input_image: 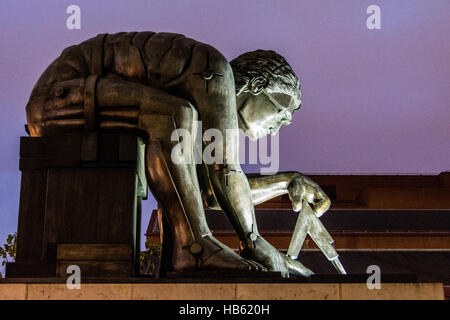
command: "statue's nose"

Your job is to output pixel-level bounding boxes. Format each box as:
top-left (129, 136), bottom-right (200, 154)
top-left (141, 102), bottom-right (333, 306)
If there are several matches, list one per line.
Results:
top-left (271, 123), bottom-right (282, 134)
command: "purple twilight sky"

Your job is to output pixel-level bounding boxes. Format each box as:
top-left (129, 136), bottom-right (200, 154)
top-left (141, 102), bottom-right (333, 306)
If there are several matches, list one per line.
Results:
top-left (0, 0), bottom-right (449, 267)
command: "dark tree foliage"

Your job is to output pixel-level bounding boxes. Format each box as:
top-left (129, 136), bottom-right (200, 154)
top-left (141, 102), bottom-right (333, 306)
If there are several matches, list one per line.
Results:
top-left (0, 232), bottom-right (17, 278)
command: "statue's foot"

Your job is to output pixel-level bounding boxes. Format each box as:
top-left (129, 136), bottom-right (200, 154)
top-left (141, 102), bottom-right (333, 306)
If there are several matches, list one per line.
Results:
top-left (241, 235), bottom-right (314, 278)
top-left (172, 234), bottom-right (266, 273)
top-left (286, 257), bottom-right (314, 278)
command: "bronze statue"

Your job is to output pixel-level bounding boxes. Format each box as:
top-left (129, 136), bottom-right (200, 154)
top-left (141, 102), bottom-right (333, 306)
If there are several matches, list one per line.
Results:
top-left (26, 32), bottom-right (332, 277)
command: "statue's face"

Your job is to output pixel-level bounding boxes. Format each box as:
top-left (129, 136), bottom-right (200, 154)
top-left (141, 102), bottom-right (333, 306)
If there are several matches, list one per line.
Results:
top-left (237, 89), bottom-right (294, 140)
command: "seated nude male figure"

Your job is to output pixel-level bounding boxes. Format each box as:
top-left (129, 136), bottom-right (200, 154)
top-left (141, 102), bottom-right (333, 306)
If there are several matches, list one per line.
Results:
top-left (26, 32), bottom-right (330, 277)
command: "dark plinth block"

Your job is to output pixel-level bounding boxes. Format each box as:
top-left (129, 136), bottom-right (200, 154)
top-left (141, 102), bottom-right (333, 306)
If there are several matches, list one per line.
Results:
top-left (55, 244), bottom-right (134, 277)
top-left (6, 133), bottom-right (147, 278)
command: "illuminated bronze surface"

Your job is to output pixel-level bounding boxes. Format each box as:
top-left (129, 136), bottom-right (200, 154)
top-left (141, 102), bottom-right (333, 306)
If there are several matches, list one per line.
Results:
top-left (26, 32), bottom-right (332, 277)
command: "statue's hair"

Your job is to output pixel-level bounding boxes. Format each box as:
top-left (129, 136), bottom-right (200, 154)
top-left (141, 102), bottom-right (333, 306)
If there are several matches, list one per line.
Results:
top-left (230, 50), bottom-right (302, 113)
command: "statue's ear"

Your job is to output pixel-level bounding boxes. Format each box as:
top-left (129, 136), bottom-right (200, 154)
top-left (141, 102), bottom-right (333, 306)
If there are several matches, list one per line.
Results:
top-left (248, 76), bottom-right (267, 95)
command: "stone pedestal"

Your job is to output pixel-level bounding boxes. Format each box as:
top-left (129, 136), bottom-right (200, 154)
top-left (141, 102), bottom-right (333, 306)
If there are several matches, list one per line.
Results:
top-left (0, 282), bottom-right (444, 300)
top-left (6, 133), bottom-right (147, 278)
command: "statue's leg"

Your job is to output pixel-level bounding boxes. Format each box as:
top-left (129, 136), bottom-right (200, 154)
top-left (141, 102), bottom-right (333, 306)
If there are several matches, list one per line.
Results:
top-left (94, 75), bottom-right (264, 272)
top-left (217, 195), bottom-right (313, 277)
top-left (143, 137), bottom-right (263, 272)
top-left (93, 75), bottom-right (309, 276)
top-left (27, 73), bottom-right (263, 272)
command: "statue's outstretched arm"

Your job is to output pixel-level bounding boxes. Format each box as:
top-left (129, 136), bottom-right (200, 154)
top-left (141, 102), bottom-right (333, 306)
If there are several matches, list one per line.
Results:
top-left (247, 172), bottom-right (299, 205)
top-left (247, 172), bottom-right (331, 217)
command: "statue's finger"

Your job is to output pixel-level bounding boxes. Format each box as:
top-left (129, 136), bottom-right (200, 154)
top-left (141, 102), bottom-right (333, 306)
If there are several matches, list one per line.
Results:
top-left (313, 198), bottom-right (331, 217)
top-left (43, 106), bottom-right (84, 120)
top-left (287, 179), bottom-right (302, 198)
top-left (305, 190), bottom-right (315, 203)
top-left (292, 195), bottom-right (302, 212)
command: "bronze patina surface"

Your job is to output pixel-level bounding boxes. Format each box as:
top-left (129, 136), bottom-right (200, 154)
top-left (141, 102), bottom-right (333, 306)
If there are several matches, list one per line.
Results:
top-left (26, 32), bottom-right (332, 277)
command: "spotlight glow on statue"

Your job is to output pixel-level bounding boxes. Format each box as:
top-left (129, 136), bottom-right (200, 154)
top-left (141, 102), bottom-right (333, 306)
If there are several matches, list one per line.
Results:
top-left (25, 32), bottom-right (332, 277)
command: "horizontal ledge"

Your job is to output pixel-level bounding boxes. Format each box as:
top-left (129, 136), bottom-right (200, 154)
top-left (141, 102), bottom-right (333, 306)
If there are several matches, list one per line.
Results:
top-left (147, 233), bottom-right (450, 250)
top-left (0, 282), bottom-right (444, 300)
top-left (57, 244), bottom-right (132, 261)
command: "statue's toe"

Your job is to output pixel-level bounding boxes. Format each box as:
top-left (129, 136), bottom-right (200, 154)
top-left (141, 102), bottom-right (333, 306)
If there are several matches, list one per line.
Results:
top-left (286, 257), bottom-right (314, 277)
top-left (245, 259), bottom-right (267, 272)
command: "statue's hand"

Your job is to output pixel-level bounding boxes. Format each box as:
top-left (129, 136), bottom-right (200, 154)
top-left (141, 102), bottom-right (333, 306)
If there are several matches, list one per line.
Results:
top-left (287, 175), bottom-right (330, 217)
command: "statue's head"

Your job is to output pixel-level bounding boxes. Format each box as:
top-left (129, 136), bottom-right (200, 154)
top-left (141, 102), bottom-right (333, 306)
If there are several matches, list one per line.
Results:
top-left (231, 50), bottom-right (302, 140)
